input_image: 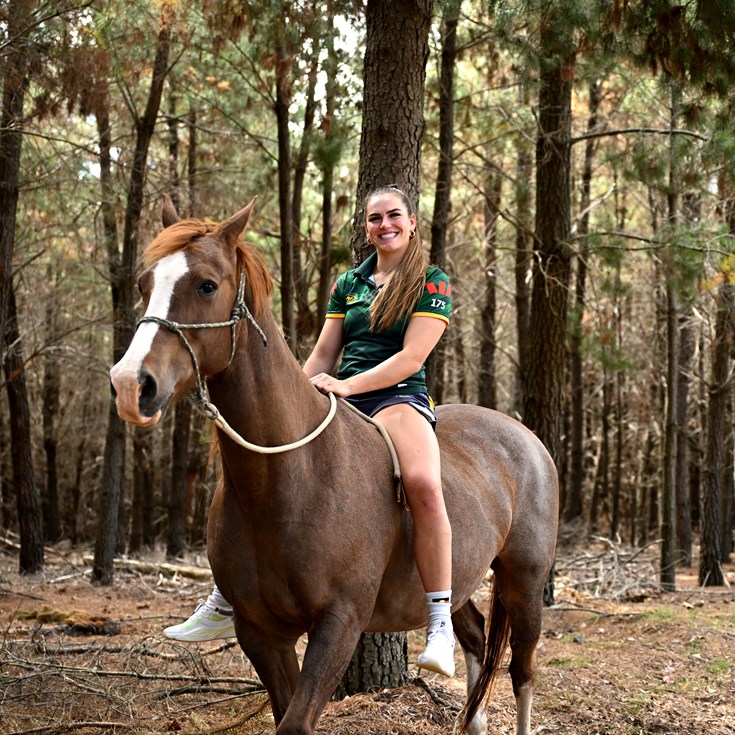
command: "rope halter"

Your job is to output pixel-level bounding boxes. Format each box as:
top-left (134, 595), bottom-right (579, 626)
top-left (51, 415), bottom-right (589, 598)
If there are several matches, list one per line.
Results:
top-left (135, 267), bottom-right (338, 454)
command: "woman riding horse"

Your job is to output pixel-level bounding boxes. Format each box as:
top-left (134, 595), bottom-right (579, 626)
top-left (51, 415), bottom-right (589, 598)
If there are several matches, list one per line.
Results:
top-left (165, 185), bottom-right (457, 677)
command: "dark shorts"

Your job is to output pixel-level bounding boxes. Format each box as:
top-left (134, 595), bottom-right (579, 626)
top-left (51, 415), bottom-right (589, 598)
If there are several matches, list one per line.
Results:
top-left (346, 392), bottom-right (437, 427)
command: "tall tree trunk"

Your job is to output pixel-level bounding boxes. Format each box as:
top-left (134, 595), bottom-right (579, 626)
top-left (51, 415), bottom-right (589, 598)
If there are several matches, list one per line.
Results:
top-left (316, 6), bottom-right (338, 324)
top-left (512, 86), bottom-right (533, 417)
top-left (566, 80), bottom-right (600, 524)
top-left (0, 410), bottom-right (11, 532)
top-left (187, 107), bottom-right (198, 215)
top-left (610, 193), bottom-right (626, 541)
top-left (349, 0), bottom-right (432, 261)
top-left (477, 164), bottom-right (501, 409)
top-left (426, 0), bottom-right (460, 401)
top-left (523, 22), bottom-right (572, 466)
top-left (5, 287), bottom-right (44, 573)
top-left (0, 0), bottom-right (33, 354)
top-left (94, 20), bottom-right (172, 584)
top-left (42, 266), bottom-right (62, 543)
top-left (0, 0), bottom-right (43, 573)
top-left (721, 387), bottom-right (734, 562)
top-left (164, 88), bottom-right (190, 560)
top-left (699, 279), bottom-right (729, 586)
top-left (275, 34), bottom-right (297, 354)
top-left (339, 0), bottom-right (433, 694)
top-left (611, 278), bottom-right (624, 541)
top-left (589, 371), bottom-right (611, 534)
top-left (167, 400), bottom-right (192, 559)
top-left (523, 9), bottom-right (574, 606)
top-left (676, 310), bottom-right (694, 565)
top-left (660, 81), bottom-right (681, 591)
top-left (293, 43), bottom-right (319, 348)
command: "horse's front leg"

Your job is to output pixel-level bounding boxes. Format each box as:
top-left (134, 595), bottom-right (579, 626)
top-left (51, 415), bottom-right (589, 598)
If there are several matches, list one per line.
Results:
top-left (276, 607), bottom-right (365, 735)
top-left (234, 622), bottom-right (301, 726)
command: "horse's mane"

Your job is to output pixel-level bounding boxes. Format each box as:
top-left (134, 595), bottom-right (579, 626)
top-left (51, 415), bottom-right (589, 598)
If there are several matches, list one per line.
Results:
top-left (143, 219), bottom-right (274, 320)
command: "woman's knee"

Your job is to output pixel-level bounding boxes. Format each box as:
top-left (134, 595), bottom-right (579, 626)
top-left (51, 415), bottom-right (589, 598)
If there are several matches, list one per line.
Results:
top-left (403, 473), bottom-right (446, 517)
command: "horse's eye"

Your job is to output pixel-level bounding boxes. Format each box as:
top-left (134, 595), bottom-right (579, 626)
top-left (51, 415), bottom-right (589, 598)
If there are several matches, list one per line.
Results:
top-left (198, 280), bottom-right (217, 297)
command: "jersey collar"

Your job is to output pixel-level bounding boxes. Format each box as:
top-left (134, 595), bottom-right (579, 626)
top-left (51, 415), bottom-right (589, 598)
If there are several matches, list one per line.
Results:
top-left (355, 251), bottom-right (378, 285)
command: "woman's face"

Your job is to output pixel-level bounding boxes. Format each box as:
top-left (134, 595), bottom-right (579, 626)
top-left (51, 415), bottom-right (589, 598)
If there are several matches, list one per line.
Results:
top-left (364, 193), bottom-right (416, 259)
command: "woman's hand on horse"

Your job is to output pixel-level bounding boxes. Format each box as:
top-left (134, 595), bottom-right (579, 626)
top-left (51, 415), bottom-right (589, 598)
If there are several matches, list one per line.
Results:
top-left (309, 373), bottom-right (354, 398)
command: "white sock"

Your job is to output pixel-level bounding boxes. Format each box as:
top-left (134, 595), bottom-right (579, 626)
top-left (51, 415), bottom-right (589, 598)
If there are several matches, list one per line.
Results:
top-left (207, 585), bottom-right (232, 614)
top-left (425, 589), bottom-right (452, 633)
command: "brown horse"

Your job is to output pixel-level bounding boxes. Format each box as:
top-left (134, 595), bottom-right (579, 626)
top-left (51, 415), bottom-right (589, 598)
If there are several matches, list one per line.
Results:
top-left (110, 199), bottom-right (559, 735)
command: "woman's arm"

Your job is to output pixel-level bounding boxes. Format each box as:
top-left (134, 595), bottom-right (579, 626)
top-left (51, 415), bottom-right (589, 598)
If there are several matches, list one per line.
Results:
top-left (303, 317), bottom-right (345, 378)
top-left (309, 316), bottom-right (446, 398)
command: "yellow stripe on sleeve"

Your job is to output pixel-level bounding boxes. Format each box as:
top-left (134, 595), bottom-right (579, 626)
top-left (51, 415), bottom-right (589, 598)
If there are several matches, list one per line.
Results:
top-left (411, 312), bottom-right (449, 324)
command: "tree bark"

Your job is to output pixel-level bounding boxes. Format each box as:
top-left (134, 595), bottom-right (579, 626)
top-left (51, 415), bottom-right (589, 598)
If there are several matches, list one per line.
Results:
top-left (513, 131), bottom-right (533, 418)
top-left (42, 266), bottom-right (62, 543)
top-left (0, 0), bottom-right (33, 357)
top-left (566, 80), bottom-right (600, 524)
top-left (721, 386), bottom-right (734, 562)
top-left (350, 0), bottom-right (432, 261)
top-left (293, 42), bottom-right (319, 348)
top-left (522, 16), bottom-right (573, 471)
top-left (333, 633), bottom-right (408, 700)
top-left (477, 164), bottom-right (501, 409)
top-left (698, 280), bottom-right (729, 586)
top-left (660, 81), bottom-right (681, 592)
top-left (316, 6), bottom-right (339, 324)
top-left (275, 33), bottom-right (297, 354)
top-left (523, 9), bottom-right (574, 606)
top-left (0, 0), bottom-right (43, 573)
top-left (676, 310), bottom-right (694, 565)
top-left (5, 287), bottom-right (44, 573)
top-left (426, 0), bottom-right (460, 401)
top-left (167, 400), bottom-right (192, 559)
top-left (94, 19), bottom-right (172, 584)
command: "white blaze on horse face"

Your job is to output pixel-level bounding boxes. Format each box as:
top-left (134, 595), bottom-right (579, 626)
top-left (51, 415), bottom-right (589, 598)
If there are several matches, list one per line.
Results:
top-left (110, 251), bottom-right (189, 417)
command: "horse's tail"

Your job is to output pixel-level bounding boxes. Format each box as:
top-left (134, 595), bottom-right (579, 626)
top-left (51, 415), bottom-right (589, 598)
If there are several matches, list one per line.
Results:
top-left (459, 579), bottom-right (511, 733)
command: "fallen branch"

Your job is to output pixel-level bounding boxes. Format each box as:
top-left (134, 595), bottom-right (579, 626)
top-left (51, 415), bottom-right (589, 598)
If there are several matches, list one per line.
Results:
top-left (4, 722), bottom-right (138, 735)
top-left (80, 555), bottom-right (213, 581)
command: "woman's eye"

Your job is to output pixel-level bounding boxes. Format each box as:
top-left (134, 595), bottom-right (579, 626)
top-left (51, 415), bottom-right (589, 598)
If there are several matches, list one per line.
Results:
top-left (198, 281), bottom-right (217, 296)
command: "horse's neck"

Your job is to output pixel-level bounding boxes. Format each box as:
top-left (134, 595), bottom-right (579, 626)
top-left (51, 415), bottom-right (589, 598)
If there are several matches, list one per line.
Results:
top-left (206, 314), bottom-right (327, 448)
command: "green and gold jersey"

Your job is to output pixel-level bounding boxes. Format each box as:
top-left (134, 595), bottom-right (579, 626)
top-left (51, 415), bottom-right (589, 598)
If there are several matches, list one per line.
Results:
top-left (326, 252), bottom-right (452, 398)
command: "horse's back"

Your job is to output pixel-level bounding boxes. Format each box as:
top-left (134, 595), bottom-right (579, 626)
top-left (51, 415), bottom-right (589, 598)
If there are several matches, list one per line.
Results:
top-left (436, 403), bottom-right (559, 577)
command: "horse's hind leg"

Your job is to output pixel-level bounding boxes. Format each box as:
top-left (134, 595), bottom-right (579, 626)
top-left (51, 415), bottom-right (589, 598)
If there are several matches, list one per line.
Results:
top-left (493, 559), bottom-right (547, 735)
top-left (452, 600), bottom-right (488, 735)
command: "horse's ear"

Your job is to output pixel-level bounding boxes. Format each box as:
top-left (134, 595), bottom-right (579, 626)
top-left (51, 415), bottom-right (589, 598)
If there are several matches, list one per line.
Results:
top-left (162, 194), bottom-right (181, 228)
top-left (217, 197), bottom-right (257, 242)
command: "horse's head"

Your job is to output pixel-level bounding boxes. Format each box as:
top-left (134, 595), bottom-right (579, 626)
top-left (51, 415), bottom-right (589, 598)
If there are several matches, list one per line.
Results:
top-left (110, 196), bottom-right (272, 427)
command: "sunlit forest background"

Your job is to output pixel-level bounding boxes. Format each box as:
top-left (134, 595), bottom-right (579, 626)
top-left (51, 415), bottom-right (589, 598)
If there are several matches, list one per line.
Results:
top-left (1, 0), bottom-right (734, 590)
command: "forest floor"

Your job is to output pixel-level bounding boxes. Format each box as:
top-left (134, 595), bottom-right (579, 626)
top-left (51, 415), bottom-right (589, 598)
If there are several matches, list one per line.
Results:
top-left (0, 536), bottom-right (733, 735)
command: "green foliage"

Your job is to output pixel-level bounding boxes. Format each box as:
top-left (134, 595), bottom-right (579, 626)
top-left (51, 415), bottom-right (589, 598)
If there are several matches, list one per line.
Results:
top-left (613, 0), bottom-right (735, 97)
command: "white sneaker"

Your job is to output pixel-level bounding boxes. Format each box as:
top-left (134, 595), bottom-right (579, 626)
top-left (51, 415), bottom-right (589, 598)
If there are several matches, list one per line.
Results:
top-left (416, 621), bottom-right (455, 677)
top-left (163, 599), bottom-right (236, 641)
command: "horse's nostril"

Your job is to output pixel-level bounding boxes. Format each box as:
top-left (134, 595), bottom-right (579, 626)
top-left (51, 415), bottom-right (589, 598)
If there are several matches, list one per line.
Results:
top-left (110, 380), bottom-right (117, 400)
top-left (139, 372), bottom-right (158, 408)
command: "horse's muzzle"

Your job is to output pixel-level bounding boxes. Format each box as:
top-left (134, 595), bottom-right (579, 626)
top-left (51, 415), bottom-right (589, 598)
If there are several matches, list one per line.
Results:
top-left (109, 364), bottom-right (165, 427)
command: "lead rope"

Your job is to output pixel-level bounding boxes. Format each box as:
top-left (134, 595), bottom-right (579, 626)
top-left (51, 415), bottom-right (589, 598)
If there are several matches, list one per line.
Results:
top-left (199, 393), bottom-right (405, 511)
top-left (200, 391), bottom-right (338, 454)
top-left (136, 269), bottom-right (404, 503)
top-left (339, 399), bottom-right (407, 509)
